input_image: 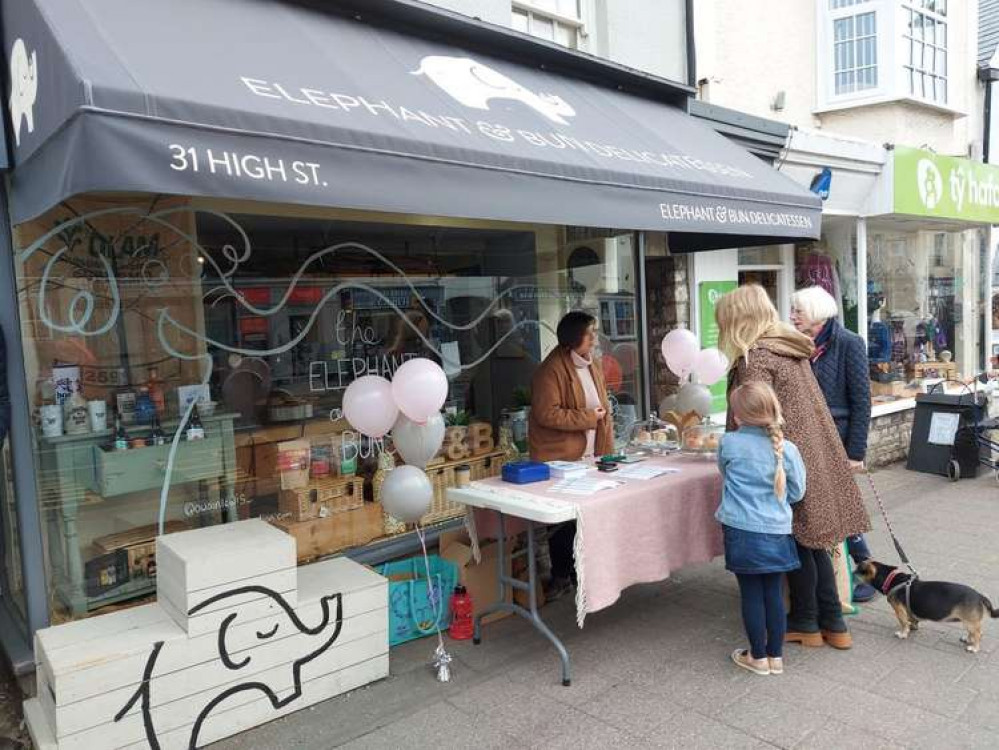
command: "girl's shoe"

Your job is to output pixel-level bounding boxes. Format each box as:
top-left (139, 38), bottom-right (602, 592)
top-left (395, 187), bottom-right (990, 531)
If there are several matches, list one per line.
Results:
top-left (731, 649), bottom-right (770, 675)
top-left (767, 657), bottom-right (784, 675)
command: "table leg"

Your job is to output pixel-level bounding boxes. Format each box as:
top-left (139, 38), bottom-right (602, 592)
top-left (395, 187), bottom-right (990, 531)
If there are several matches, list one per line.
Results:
top-left (472, 513), bottom-right (572, 687)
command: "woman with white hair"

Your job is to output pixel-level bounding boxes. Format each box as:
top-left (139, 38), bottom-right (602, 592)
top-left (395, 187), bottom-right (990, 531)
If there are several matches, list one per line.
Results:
top-left (790, 285), bottom-right (876, 602)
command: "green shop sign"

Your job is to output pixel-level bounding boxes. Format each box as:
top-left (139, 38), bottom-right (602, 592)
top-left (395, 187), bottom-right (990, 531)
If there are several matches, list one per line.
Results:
top-left (894, 145), bottom-right (999, 223)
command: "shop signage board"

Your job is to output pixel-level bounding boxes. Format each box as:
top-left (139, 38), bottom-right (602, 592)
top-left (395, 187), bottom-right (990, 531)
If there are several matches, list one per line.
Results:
top-left (893, 145), bottom-right (999, 223)
top-left (3, 0), bottom-right (820, 236)
top-left (698, 281), bottom-right (737, 413)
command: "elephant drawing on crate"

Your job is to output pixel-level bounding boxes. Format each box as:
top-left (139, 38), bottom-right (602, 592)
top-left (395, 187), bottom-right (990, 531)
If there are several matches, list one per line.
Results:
top-left (115, 586), bottom-right (343, 750)
top-left (413, 55), bottom-right (576, 126)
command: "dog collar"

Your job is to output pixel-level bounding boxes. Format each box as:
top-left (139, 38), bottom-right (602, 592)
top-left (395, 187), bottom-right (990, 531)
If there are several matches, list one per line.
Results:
top-left (881, 569), bottom-right (904, 596)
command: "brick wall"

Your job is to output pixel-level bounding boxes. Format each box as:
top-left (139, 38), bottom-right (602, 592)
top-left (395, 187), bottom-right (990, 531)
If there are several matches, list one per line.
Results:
top-left (866, 409), bottom-right (914, 468)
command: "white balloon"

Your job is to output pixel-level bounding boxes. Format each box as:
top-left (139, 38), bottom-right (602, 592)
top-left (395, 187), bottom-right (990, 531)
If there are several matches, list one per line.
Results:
top-left (393, 412), bottom-right (446, 468)
top-left (692, 348), bottom-right (730, 386)
top-left (676, 383), bottom-right (713, 418)
top-left (660, 329), bottom-right (699, 379)
top-left (658, 395), bottom-right (678, 414)
top-left (380, 465), bottom-right (434, 524)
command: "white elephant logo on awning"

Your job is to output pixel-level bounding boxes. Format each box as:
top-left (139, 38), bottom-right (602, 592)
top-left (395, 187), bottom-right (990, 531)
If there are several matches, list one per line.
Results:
top-left (413, 55), bottom-right (576, 125)
top-left (115, 586), bottom-right (344, 750)
top-left (9, 38), bottom-right (38, 146)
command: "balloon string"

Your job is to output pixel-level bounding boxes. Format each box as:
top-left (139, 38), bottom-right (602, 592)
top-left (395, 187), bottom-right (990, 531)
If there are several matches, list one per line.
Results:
top-left (415, 523), bottom-right (446, 652)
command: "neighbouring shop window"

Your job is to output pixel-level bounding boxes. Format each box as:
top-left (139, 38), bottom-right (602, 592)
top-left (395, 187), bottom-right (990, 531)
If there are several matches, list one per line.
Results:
top-left (795, 217), bottom-right (860, 332)
top-left (14, 196), bottom-right (641, 622)
top-left (867, 225), bottom-right (985, 394)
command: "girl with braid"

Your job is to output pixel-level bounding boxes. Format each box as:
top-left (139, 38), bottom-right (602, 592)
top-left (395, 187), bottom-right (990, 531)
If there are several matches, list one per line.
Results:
top-left (717, 382), bottom-right (806, 676)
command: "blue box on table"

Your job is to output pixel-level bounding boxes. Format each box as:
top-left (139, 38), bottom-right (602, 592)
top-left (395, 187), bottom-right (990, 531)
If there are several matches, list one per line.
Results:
top-left (501, 460), bottom-right (551, 484)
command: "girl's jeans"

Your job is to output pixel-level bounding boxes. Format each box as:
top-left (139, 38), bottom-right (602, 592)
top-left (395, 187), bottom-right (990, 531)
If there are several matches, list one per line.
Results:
top-left (735, 572), bottom-right (786, 659)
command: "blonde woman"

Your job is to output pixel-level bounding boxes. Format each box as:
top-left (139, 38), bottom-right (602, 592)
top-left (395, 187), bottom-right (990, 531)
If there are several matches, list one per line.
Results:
top-left (716, 285), bottom-right (870, 651)
top-left (718, 383), bottom-right (806, 676)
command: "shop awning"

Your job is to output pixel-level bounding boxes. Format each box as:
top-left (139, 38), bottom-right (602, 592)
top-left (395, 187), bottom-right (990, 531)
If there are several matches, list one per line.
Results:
top-left (2, 0), bottom-right (821, 245)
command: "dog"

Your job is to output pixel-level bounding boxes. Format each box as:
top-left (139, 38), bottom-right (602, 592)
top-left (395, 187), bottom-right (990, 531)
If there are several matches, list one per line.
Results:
top-left (854, 560), bottom-right (998, 653)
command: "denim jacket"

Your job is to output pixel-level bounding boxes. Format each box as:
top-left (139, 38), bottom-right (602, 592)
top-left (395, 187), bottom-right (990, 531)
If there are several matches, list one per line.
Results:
top-left (715, 426), bottom-right (806, 535)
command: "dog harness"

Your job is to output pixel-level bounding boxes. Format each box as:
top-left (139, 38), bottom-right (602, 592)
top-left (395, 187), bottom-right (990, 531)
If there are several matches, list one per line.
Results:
top-left (883, 568), bottom-right (916, 613)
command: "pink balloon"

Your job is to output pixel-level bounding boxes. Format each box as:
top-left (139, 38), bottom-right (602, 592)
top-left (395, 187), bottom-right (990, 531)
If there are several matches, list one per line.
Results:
top-left (392, 358), bottom-right (448, 423)
top-left (692, 348), bottom-right (730, 386)
top-left (661, 329), bottom-right (699, 379)
top-left (343, 375), bottom-right (398, 438)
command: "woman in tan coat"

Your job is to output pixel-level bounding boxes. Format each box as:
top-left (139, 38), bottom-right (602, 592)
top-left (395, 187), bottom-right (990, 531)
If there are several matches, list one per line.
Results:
top-left (529, 311), bottom-right (612, 596)
top-left (717, 285), bottom-right (870, 650)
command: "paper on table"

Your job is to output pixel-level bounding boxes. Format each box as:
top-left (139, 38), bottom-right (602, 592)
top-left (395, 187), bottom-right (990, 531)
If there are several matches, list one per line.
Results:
top-left (549, 477), bottom-right (621, 496)
top-left (616, 465), bottom-right (681, 480)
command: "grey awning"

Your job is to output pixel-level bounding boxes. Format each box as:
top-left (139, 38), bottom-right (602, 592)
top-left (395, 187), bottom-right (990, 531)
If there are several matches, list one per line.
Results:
top-left (2, 0), bottom-right (820, 244)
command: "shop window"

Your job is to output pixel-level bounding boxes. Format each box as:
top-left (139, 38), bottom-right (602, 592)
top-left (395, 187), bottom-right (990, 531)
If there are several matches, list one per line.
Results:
top-left (867, 226), bottom-right (984, 394)
top-left (645, 251), bottom-right (691, 410)
top-left (14, 197), bottom-right (640, 622)
top-left (794, 218), bottom-right (860, 332)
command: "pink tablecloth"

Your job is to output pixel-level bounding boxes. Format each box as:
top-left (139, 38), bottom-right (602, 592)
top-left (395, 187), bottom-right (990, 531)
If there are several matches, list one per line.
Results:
top-left (471, 456), bottom-right (723, 626)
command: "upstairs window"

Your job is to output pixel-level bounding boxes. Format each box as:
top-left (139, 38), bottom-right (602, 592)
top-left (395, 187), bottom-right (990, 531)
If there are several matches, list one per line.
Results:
top-left (833, 9), bottom-right (879, 94)
top-left (512, 1), bottom-right (582, 49)
top-left (903, 1), bottom-right (948, 104)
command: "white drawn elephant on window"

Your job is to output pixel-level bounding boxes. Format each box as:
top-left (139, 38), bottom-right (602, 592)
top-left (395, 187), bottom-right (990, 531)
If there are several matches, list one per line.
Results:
top-left (413, 55), bottom-right (576, 126)
top-left (116, 586), bottom-right (343, 750)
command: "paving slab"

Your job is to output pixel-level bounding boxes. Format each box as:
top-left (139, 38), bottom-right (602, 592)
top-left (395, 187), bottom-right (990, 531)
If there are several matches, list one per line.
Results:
top-left (205, 464), bottom-right (999, 749)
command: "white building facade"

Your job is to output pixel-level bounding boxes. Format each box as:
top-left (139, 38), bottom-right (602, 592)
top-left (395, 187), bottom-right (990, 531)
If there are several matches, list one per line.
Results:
top-left (694, 0), bottom-right (999, 427)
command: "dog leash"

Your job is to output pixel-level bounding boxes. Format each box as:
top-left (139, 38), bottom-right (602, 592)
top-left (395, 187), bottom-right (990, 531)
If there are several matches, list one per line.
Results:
top-left (863, 468), bottom-right (920, 578)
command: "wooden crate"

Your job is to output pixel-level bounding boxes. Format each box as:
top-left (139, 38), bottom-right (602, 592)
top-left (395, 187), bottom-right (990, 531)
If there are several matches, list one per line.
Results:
top-left (27, 547), bottom-right (387, 750)
top-left (277, 475), bottom-right (365, 521)
top-left (375, 451), bottom-right (507, 533)
top-left (93, 522), bottom-right (188, 581)
top-left (272, 502), bottom-right (384, 563)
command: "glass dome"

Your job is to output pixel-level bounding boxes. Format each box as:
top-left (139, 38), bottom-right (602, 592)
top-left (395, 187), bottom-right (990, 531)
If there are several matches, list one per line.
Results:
top-left (626, 413), bottom-right (680, 455)
top-left (681, 420), bottom-right (726, 456)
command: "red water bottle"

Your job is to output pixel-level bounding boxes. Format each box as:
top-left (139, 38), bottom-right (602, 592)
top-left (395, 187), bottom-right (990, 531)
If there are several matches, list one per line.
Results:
top-left (449, 585), bottom-right (474, 640)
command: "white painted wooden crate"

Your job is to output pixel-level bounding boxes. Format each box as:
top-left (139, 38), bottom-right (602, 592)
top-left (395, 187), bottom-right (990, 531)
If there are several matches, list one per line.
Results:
top-left (25, 520), bottom-right (388, 750)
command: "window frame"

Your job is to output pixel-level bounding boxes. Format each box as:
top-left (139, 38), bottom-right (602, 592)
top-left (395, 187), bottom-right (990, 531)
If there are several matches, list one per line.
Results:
top-left (818, 0), bottom-right (889, 108)
top-left (900, 0), bottom-right (948, 106)
top-left (512, 0), bottom-right (585, 49)
top-left (816, 0), bottom-right (961, 115)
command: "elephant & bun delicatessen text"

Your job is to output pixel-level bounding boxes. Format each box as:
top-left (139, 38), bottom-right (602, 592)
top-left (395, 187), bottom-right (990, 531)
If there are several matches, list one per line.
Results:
top-left (239, 77), bottom-right (753, 180)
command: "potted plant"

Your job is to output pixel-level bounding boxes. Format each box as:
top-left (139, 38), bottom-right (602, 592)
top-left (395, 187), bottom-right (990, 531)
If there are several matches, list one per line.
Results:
top-left (444, 410), bottom-right (470, 446)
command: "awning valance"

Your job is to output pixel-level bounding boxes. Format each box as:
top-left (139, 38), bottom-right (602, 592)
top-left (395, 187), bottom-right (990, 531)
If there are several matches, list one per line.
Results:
top-left (3, 0), bottom-right (821, 244)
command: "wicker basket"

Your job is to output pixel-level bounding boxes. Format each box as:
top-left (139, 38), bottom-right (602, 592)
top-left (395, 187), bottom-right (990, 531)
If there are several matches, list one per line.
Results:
top-left (375, 450), bottom-right (508, 534)
top-left (277, 475), bottom-right (365, 521)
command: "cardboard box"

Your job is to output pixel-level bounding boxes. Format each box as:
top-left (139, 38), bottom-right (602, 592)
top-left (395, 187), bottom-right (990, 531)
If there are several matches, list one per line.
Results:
top-left (439, 531), bottom-right (511, 624)
top-left (272, 502), bottom-right (383, 563)
top-left (253, 442), bottom-right (279, 480)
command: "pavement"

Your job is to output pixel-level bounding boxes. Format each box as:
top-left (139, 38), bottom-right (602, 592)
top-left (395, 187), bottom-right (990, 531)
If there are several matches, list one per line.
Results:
top-left (211, 465), bottom-right (999, 748)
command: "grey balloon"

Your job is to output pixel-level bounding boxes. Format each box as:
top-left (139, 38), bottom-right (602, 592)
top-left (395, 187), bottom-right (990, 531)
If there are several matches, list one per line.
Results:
top-left (675, 383), bottom-right (712, 417)
top-left (381, 465), bottom-right (434, 524)
top-left (392, 412), bottom-right (446, 469)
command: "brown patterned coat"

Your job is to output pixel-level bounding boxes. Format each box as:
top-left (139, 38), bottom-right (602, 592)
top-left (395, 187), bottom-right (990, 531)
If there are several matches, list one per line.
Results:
top-left (727, 341), bottom-right (870, 550)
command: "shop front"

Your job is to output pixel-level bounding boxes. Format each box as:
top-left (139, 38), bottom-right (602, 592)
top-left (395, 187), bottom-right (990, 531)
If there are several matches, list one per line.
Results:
top-left (781, 137), bottom-right (997, 466)
top-left (0, 0), bottom-right (821, 671)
